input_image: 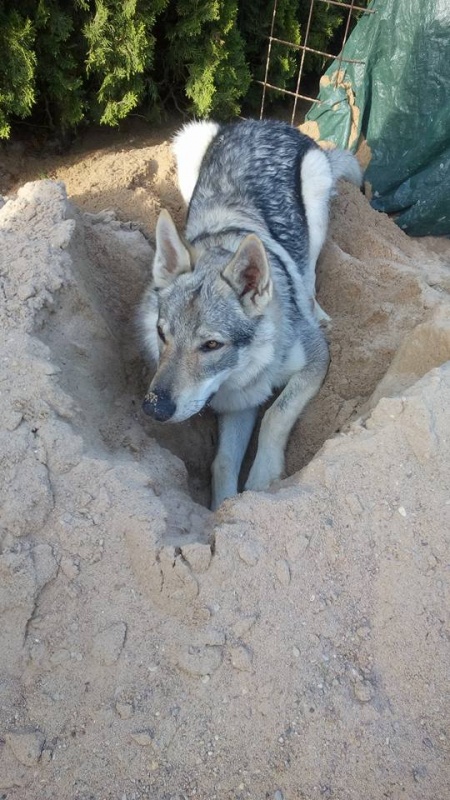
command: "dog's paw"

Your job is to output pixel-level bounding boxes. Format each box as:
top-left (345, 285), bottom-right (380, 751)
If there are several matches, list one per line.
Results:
top-left (245, 452), bottom-right (283, 493)
top-left (210, 491), bottom-right (231, 512)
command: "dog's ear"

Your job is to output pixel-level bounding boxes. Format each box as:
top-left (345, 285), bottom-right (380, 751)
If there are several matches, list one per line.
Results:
top-left (222, 234), bottom-right (272, 315)
top-left (153, 209), bottom-right (193, 288)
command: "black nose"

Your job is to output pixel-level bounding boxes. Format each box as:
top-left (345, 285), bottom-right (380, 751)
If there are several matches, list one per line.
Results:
top-left (142, 389), bottom-right (176, 422)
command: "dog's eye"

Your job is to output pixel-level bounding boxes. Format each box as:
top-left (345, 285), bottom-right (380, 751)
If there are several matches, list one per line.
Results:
top-left (200, 340), bottom-right (224, 352)
top-left (157, 325), bottom-right (166, 343)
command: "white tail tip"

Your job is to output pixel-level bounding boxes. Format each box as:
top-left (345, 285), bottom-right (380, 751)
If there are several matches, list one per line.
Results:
top-left (327, 148), bottom-right (362, 187)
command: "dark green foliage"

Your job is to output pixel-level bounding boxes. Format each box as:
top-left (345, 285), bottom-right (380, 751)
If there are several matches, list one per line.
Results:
top-left (34, 0), bottom-right (84, 130)
top-left (299, 0), bottom-right (345, 75)
top-left (240, 0), bottom-right (344, 111)
top-left (0, 0), bottom-right (352, 138)
top-left (0, 0), bottom-right (168, 136)
top-left (84, 0), bottom-right (168, 125)
top-left (0, 7), bottom-right (36, 138)
top-left (161, 0), bottom-right (250, 118)
top-left (239, 0), bottom-right (301, 110)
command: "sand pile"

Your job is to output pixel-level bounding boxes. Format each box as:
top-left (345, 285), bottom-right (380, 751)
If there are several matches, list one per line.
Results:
top-left (1, 157), bottom-right (449, 799)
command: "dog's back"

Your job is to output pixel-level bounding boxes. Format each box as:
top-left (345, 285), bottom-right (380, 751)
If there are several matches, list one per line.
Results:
top-left (186, 119), bottom-right (315, 276)
top-left (175, 119), bottom-right (361, 300)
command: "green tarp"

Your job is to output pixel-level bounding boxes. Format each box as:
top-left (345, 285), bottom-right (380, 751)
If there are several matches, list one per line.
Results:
top-left (304, 0), bottom-right (450, 236)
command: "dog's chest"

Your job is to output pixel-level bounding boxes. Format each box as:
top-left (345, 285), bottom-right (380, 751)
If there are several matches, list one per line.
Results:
top-left (210, 338), bottom-right (306, 413)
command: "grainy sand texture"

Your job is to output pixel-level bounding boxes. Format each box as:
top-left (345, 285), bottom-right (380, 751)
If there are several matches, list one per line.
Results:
top-left (0, 126), bottom-right (449, 799)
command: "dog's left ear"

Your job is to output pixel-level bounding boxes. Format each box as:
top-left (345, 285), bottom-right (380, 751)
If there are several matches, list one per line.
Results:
top-left (153, 209), bottom-right (194, 288)
top-left (222, 234), bottom-right (272, 315)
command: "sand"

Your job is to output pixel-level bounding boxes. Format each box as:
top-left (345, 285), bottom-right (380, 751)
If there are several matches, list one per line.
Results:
top-left (0, 123), bottom-right (449, 799)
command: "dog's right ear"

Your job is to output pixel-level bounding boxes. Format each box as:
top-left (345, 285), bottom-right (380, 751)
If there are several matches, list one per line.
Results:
top-left (152, 209), bottom-right (193, 288)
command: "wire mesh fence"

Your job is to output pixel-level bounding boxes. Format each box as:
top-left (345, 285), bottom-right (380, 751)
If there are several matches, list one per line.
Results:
top-left (258, 0), bottom-right (374, 124)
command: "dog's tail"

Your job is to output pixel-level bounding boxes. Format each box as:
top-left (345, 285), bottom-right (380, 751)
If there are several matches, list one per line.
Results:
top-left (326, 148), bottom-right (362, 187)
top-left (172, 120), bottom-right (220, 205)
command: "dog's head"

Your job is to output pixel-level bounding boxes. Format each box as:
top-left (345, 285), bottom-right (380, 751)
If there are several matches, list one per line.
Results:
top-left (140, 210), bottom-right (273, 422)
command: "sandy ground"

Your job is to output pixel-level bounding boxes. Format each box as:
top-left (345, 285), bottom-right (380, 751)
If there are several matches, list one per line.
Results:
top-left (0, 122), bottom-right (450, 799)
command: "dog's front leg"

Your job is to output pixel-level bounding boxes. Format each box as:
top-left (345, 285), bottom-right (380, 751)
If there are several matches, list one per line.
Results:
top-left (245, 356), bottom-right (328, 493)
top-left (211, 407), bottom-right (258, 511)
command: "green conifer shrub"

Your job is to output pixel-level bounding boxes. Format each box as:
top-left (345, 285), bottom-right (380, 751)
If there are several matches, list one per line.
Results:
top-left (0, 8), bottom-right (36, 138)
top-left (34, 0), bottom-right (84, 131)
top-left (239, 0), bottom-right (300, 110)
top-left (159, 0), bottom-right (250, 119)
top-left (239, 0), bottom-right (344, 111)
top-left (0, 0), bottom-right (353, 139)
top-left (84, 0), bottom-right (168, 126)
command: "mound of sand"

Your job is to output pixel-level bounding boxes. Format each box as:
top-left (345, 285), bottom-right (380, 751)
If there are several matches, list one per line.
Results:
top-left (1, 147), bottom-right (449, 799)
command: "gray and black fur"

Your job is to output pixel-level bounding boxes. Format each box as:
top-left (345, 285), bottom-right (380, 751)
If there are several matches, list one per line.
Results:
top-left (140, 119), bottom-right (361, 509)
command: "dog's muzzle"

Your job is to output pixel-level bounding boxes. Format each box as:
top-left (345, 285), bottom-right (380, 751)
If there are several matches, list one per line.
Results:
top-left (142, 389), bottom-right (176, 422)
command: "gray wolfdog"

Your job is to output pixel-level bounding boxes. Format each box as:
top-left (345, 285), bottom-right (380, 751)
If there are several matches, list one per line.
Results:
top-left (139, 119), bottom-right (361, 509)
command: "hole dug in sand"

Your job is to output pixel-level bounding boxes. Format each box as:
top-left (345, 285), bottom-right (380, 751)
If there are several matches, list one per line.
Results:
top-left (1, 178), bottom-right (450, 799)
top-left (5, 178), bottom-right (450, 519)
